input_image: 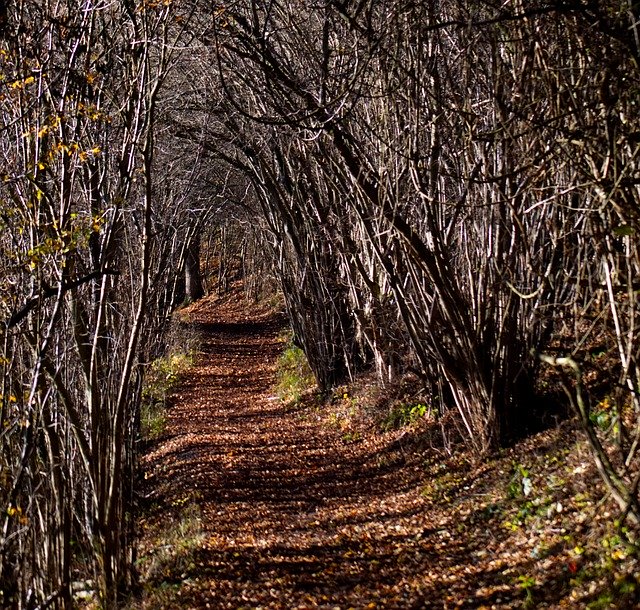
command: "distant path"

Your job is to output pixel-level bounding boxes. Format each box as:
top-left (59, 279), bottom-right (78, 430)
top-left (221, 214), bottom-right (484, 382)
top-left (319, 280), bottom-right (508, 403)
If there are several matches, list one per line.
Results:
top-left (138, 290), bottom-right (530, 609)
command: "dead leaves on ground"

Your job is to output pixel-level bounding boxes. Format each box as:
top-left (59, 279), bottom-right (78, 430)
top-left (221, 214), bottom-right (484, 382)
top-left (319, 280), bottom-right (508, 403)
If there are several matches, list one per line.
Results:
top-left (134, 292), bottom-right (639, 609)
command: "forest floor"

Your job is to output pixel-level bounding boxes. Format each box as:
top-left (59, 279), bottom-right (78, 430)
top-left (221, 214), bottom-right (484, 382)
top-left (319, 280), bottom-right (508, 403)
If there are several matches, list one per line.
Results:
top-left (131, 288), bottom-right (639, 609)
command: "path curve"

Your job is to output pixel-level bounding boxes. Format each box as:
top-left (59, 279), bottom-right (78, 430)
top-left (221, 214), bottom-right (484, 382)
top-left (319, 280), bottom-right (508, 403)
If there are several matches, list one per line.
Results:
top-left (138, 292), bottom-right (517, 609)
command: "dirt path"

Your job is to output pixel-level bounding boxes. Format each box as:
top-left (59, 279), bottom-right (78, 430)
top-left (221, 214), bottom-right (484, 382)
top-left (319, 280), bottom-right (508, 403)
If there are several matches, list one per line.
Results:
top-left (137, 291), bottom-right (607, 609)
top-left (139, 292), bottom-right (452, 609)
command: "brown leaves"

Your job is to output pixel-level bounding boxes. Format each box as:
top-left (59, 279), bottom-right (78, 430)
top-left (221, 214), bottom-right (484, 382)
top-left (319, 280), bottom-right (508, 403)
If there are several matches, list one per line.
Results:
top-left (135, 290), bottom-right (640, 610)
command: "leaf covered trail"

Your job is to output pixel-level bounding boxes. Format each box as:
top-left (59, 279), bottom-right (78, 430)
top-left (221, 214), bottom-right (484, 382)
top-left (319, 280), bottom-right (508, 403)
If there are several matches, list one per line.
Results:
top-left (137, 291), bottom-right (634, 609)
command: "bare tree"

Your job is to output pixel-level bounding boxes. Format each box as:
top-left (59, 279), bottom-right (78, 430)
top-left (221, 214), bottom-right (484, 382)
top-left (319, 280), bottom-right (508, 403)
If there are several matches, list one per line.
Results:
top-left (202, 0), bottom-right (640, 471)
top-left (0, 1), bottom-right (197, 606)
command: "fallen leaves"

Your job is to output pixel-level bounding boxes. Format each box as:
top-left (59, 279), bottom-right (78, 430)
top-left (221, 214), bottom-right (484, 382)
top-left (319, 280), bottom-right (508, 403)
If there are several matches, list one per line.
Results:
top-left (133, 289), bottom-right (640, 610)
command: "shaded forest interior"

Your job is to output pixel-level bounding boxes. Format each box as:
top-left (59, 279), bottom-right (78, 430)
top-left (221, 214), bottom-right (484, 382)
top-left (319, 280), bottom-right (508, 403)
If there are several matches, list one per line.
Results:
top-left (1, 1), bottom-right (640, 608)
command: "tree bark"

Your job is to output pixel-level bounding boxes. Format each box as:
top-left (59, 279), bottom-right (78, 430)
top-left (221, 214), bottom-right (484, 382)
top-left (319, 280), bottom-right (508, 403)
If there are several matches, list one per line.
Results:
top-left (185, 234), bottom-right (205, 303)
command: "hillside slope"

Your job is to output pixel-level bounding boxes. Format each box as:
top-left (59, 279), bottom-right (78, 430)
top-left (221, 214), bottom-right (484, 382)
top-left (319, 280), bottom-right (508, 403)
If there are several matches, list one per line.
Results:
top-left (133, 290), bottom-right (639, 609)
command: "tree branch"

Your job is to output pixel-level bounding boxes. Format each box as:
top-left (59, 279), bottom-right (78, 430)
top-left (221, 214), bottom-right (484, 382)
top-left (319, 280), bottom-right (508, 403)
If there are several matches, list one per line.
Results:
top-left (7, 269), bottom-right (119, 328)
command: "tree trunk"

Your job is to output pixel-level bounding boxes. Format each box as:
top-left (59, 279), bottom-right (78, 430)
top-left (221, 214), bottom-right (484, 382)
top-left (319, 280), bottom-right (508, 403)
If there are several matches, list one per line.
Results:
top-left (185, 235), bottom-right (205, 302)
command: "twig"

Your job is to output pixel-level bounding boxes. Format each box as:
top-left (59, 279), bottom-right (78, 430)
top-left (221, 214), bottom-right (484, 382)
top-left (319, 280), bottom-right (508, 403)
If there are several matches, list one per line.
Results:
top-left (535, 350), bottom-right (640, 525)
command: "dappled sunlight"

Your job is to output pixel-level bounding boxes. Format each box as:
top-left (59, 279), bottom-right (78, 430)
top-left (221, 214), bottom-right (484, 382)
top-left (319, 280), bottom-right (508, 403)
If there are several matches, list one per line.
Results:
top-left (135, 290), bottom-right (639, 609)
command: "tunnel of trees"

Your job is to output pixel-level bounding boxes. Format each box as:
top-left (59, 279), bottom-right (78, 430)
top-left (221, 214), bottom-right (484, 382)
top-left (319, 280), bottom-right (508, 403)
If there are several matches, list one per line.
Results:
top-left (1, 0), bottom-right (639, 607)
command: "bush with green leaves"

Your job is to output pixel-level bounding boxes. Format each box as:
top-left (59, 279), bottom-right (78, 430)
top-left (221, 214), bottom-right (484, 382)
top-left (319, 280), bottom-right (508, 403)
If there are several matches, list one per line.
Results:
top-left (381, 402), bottom-right (429, 431)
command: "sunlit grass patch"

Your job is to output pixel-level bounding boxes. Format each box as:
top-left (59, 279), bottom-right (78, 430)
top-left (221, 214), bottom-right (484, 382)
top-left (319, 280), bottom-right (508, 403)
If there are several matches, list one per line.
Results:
top-left (141, 320), bottom-right (199, 440)
top-left (274, 334), bottom-right (315, 404)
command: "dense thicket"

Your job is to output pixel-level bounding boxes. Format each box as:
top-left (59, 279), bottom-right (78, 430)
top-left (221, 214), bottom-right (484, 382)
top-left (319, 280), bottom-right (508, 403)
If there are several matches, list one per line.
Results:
top-left (0, 1), bottom-right (215, 607)
top-left (196, 0), bottom-right (640, 512)
top-left (1, 0), bottom-right (639, 607)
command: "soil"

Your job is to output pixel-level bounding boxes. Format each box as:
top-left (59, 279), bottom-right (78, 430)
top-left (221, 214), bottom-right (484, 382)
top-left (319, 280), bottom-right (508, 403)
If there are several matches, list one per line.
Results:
top-left (135, 289), bottom-right (640, 609)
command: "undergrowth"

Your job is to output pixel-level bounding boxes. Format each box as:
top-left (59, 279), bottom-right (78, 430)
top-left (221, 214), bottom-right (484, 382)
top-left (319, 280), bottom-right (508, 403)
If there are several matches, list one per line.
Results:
top-left (129, 501), bottom-right (205, 609)
top-left (380, 401), bottom-right (431, 431)
top-left (141, 321), bottom-right (198, 440)
top-left (275, 334), bottom-right (315, 404)
top-left (316, 372), bottom-right (640, 607)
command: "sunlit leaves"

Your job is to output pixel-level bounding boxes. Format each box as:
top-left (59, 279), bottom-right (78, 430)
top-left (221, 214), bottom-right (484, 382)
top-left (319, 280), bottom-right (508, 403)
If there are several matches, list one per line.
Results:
top-left (137, 294), bottom-right (640, 609)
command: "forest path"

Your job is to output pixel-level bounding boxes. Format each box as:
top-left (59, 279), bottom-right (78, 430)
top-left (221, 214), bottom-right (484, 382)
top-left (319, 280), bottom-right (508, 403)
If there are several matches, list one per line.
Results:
top-left (137, 290), bottom-right (531, 609)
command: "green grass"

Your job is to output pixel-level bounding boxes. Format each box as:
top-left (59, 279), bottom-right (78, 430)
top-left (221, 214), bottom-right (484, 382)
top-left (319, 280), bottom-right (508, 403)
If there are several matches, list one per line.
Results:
top-left (275, 338), bottom-right (315, 404)
top-left (141, 350), bottom-right (194, 440)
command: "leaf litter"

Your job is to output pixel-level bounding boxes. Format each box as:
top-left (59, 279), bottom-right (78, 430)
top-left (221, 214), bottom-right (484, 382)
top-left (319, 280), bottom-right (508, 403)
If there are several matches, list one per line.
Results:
top-left (133, 289), bottom-right (639, 609)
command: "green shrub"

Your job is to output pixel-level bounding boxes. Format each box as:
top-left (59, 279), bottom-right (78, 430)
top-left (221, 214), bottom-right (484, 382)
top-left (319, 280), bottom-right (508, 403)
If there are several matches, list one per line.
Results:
top-left (381, 402), bottom-right (428, 431)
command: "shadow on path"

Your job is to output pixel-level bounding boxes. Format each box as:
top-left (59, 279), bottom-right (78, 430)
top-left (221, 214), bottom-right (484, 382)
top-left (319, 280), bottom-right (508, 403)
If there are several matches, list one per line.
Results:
top-left (137, 294), bottom-right (569, 610)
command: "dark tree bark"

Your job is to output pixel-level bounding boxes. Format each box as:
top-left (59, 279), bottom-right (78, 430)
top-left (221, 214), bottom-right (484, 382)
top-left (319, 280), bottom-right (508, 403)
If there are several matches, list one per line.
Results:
top-left (185, 235), bottom-right (205, 303)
